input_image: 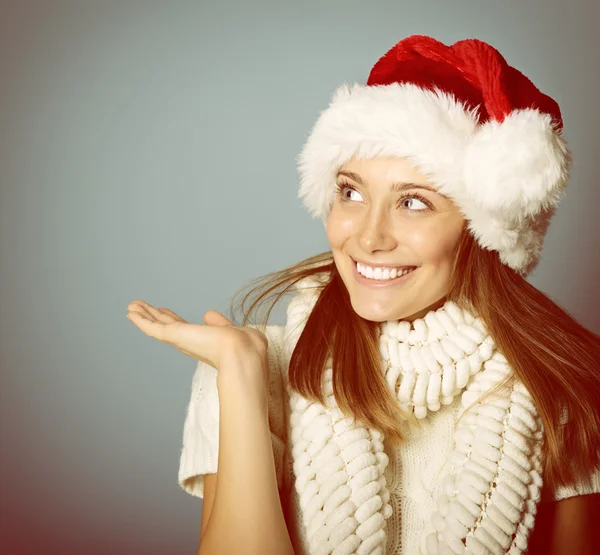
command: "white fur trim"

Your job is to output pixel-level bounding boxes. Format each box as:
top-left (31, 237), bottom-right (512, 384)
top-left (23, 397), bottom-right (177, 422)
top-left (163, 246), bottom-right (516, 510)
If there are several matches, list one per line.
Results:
top-left (297, 82), bottom-right (571, 275)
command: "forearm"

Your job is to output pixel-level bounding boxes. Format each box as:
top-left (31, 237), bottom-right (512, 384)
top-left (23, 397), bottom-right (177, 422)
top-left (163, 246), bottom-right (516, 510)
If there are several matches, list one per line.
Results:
top-left (198, 353), bottom-right (294, 555)
top-left (530, 495), bottom-right (595, 555)
top-left (547, 495), bottom-right (593, 555)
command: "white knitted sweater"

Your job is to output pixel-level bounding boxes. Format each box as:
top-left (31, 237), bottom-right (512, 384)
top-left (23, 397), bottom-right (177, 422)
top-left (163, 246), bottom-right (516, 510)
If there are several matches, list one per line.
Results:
top-left (178, 289), bottom-right (600, 554)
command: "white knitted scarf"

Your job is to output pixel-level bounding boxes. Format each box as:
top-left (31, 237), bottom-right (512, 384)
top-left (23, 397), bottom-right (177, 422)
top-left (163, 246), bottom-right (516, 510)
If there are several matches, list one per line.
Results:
top-left (281, 277), bottom-right (544, 555)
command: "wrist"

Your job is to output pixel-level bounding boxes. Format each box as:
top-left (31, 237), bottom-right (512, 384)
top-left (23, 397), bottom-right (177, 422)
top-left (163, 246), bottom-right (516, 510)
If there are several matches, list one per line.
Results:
top-left (221, 342), bottom-right (268, 371)
top-left (217, 347), bottom-right (270, 410)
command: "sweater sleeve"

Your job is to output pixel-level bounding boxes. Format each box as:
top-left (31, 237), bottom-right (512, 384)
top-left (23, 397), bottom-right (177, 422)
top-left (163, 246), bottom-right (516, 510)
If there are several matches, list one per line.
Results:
top-left (177, 324), bottom-right (288, 499)
top-left (545, 467), bottom-right (600, 503)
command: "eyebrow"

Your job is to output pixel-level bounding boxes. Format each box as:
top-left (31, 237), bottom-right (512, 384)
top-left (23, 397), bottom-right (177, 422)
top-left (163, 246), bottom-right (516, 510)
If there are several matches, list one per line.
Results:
top-left (336, 170), bottom-right (439, 194)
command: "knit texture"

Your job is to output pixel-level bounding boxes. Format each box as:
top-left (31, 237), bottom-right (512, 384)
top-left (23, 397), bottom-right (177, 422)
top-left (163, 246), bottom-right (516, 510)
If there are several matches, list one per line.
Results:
top-left (178, 290), bottom-right (600, 554)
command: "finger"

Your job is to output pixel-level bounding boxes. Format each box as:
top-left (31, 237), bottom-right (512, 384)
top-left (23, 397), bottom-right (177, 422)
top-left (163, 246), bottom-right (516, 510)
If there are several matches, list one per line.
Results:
top-left (128, 306), bottom-right (191, 350)
top-left (128, 300), bottom-right (152, 313)
top-left (128, 307), bottom-right (153, 325)
top-left (128, 302), bottom-right (188, 327)
top-left (144, 303), bottom-right (181, 325)
top-left (128, 301), bottom-right (156, 322)
top-left (129, 311), bottom-right (192, 355)
top-left (204, 310), bottom-right (233, 327)
top-left (127, 309), bottom-right (154, 331)
top-left (158, 307), bottom-right (188, 324)
top-left (128, 310), bottom-right (173, 342)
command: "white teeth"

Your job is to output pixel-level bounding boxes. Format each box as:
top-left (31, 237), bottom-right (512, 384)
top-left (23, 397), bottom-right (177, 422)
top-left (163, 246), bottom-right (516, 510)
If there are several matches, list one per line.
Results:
top-left (356, 262), bottom-right (416, 280)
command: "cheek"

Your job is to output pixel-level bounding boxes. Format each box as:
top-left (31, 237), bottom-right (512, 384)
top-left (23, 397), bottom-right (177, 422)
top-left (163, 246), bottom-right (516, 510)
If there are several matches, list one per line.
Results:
top-left (406, 221), bottom-right (462, 263)
top-left (326, 210), bottom-right (354, 248)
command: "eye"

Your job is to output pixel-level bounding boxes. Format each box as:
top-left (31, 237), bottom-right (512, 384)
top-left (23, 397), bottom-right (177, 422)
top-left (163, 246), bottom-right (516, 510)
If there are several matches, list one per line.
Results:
top-left (334, 182), bottom-right (433, 212)
top-left (398, 193), bottom-right (432, 211)
top-left (334, 182), bottom-right (363, 202)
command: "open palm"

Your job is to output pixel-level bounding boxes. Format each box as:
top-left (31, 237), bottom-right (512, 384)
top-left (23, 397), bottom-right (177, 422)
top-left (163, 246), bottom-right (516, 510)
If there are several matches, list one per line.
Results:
top-left (127, 300), bottom-right (268, 370)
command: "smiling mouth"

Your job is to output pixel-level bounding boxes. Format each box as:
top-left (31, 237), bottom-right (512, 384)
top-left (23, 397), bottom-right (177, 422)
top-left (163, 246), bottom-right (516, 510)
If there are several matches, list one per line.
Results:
top-left (351, 258), bottom-right (419, 284)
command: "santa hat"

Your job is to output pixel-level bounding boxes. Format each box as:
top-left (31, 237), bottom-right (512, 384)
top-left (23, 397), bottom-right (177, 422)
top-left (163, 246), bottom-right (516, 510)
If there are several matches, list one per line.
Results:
top-left (297, 35), bottom-right (571, 276)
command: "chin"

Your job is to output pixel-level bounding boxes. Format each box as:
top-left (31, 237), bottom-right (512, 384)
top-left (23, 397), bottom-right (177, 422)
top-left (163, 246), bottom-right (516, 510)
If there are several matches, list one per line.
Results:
top-left (349, 298), bottom-right (415, 323)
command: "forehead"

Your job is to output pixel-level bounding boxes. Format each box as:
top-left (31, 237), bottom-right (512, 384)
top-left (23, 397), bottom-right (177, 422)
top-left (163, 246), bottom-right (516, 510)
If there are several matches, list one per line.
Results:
top-left (337, 156), bottom-right (430, 183)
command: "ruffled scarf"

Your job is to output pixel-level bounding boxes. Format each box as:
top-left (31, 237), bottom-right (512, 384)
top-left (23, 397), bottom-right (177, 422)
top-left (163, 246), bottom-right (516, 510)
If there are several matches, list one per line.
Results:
top-left (281, 277), bottom-right (544, 555)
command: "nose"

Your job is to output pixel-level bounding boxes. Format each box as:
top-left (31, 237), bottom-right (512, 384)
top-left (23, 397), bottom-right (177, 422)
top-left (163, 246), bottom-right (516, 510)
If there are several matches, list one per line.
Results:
top-left (357, 210), bottom-right (397, 253)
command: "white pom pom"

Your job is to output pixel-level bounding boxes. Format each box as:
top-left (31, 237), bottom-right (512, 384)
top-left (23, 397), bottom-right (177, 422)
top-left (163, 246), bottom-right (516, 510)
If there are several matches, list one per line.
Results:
top-left (463, 109), bottom-right (570, 219)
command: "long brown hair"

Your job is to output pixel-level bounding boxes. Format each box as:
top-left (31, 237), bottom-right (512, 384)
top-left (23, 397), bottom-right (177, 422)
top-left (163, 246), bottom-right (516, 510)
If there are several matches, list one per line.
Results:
top-left (228, 226), bottom-right (600, 492)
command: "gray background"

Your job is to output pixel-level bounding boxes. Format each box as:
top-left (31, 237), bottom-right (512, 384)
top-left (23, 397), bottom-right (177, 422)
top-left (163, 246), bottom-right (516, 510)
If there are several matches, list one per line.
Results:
top-left (1, 1), bottom-right (598, 553)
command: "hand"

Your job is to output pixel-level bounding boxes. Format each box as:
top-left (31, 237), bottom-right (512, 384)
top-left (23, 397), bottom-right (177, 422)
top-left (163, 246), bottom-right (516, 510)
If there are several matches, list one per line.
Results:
top-left (127, 300), bottom-right (269, 371)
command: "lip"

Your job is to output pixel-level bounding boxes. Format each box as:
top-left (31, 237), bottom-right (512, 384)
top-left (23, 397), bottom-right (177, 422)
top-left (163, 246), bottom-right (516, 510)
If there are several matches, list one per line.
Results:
top-left (351, 258), bottom-right (419, 288)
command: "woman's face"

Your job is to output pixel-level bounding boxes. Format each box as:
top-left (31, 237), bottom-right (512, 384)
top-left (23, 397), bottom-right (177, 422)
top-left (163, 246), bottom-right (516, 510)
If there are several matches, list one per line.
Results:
top-left (326, 156), bottom-right (465, 323)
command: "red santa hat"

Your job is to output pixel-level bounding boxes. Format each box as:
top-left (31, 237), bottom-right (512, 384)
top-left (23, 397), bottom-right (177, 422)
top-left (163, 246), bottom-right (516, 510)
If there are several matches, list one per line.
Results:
top-left (297, 35), bottom-right (571, 276)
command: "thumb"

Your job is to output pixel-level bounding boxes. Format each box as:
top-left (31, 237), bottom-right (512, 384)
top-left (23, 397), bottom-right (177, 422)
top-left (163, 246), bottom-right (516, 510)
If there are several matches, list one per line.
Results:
top-left (203, 310), bottom-right (234, 327)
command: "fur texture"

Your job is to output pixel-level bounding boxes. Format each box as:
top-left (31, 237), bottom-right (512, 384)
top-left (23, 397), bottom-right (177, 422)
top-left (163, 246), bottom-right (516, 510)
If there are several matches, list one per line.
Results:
top-left (297, 83), bottom-right (571, 277)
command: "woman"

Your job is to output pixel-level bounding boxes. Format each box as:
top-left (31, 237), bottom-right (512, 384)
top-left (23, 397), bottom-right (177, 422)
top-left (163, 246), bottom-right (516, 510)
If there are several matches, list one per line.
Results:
top-left (128, 36), bottom-right (600, 554)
